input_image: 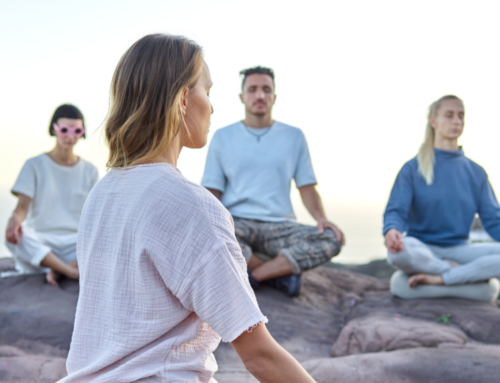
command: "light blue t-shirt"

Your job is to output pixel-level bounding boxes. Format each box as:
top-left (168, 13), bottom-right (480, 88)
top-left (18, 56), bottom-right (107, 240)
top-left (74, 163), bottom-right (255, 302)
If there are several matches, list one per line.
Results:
top-left (201, 121), bottom-right (317, 222)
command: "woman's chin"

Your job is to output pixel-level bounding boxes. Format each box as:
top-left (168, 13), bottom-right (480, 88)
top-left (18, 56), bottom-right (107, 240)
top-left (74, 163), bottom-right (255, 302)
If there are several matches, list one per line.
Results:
top-left (186, 143), bottom-right (207, 149)
top-left (57, 142), bottom-right (76, 149)
top-left (186, 137), bottom-right (208, 149)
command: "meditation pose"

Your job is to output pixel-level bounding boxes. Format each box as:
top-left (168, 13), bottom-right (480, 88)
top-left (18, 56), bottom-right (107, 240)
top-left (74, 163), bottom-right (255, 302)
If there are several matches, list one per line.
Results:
top-left (62, 34), bottom-right (315, 382)
top-left (5, 104), bottom-right (98, 286)
top-left (384, 95), bottom-right (500, 301)
top-left (201, 66), bottom-right (344, 297)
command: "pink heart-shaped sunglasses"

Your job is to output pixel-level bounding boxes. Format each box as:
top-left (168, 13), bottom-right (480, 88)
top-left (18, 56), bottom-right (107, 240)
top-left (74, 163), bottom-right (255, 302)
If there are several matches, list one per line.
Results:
top-left (53, 123), bottom-right (85, 138)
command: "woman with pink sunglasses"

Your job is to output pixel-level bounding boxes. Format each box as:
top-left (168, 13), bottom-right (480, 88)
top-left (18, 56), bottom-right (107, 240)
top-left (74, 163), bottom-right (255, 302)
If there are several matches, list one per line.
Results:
top-left (5, 104), bottom-right (98, 286)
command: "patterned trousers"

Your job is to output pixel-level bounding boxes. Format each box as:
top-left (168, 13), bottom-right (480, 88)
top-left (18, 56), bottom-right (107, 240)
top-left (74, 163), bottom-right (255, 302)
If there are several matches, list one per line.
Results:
top-left (233, 217), bottom-right (342, 275)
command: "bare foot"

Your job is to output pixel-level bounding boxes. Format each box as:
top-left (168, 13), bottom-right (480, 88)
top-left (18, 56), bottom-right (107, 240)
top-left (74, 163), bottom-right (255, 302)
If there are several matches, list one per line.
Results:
top-left (46, 270), bottom-right (61, 286)
top-left (444, 259), bottom-right (460, 268)
top-left (408, 273), bottom-right (444, 288)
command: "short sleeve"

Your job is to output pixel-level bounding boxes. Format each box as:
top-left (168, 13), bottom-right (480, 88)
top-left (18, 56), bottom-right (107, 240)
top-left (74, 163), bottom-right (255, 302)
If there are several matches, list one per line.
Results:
top-left (11, 160), bottom-right (36, 199)
top-left (201, 133), bottom-right (226, 192)
top-left (175, 242), bottom-right (267, 342)
top-left (294, 132), bottom-right (317, 188)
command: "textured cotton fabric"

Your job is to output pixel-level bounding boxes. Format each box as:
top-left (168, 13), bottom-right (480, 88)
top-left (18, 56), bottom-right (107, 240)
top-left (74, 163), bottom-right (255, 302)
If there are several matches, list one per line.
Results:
top-left (5, 225), bottom-right (76, 274)
top-left (8, 153), bottom-right (98, 272)
top-left (383, 148), bottom-right (500, 246)
top-left (233, 217), bottom-right (341, 275)
top-left (63, 164), bottom-right (266, 383)
top-left (201, 121), bottom-right (317, 222)
top-left (12, 153), bottom-right (99, 237)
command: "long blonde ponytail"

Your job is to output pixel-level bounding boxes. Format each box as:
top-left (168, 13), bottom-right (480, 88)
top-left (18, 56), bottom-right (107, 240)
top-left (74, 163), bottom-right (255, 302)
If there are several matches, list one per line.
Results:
top-left (417, 95), bottom-right (463, 185)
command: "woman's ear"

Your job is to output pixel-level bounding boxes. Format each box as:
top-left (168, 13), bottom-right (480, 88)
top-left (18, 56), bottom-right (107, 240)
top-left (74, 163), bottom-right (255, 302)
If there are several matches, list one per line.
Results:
top-left (179, 87), bottom-right (189, 116)
top-left (429, 115), bottom-right (436, 129)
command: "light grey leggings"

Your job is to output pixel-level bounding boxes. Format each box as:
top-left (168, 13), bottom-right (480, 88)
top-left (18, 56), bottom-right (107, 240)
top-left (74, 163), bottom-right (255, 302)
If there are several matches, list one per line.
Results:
top-left (387, 236), bottom-right (500, 285)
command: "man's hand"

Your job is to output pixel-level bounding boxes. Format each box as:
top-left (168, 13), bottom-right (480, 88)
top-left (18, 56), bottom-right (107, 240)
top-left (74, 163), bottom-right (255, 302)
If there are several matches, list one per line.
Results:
top-left (299, 185), bottom-right (345, 246)
top-left (385, 228), bottom-right (404, 253)
top-left (6, 215), bottom-right (23, 245)
top-left (317, 218), bottom-right (345, 246)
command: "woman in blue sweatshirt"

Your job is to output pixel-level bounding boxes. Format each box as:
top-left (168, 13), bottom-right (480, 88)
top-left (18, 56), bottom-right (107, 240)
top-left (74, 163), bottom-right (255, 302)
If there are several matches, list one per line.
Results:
top-left (384, 95), bottom-right (500, 290)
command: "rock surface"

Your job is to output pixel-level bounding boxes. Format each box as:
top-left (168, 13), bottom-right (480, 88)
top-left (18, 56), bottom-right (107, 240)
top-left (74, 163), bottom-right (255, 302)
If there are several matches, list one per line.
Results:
top-left (325, 259), bottom-right (396, 279)
top-left (1, 256), bottom-right (500, 382)
top-left (304, 344), bottom-right (500, 383)
top-left (344, 289), bottom-right (500, 343)
top-left (0, 345), bottom-right (67, 383)
top-left (330, 312), bottom-right (469, 357)
top-left (213, 265), bottom-right (389, 380)
top-left (0, 259), bottom-right (77, 353)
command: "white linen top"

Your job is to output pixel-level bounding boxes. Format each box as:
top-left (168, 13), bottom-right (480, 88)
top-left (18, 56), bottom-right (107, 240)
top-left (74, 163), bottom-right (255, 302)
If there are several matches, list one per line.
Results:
top-left (62, 163), bottom-right (267, 383)
top-left (11, 153), bottom-right (99, 244)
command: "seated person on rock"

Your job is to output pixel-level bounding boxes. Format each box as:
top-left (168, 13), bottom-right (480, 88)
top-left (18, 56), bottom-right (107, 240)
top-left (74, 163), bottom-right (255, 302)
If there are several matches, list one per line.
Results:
top-left (201, 66), bottom-right (344, 297)
top-left (383, 95), bottom-right (500, 301)
top-left (5, 104), bottom-right (99, 286)
top-left (63, 35), bottom-right (315, 382)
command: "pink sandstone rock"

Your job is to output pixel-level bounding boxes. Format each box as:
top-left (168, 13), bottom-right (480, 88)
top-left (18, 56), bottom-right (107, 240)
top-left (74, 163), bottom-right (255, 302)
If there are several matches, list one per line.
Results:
top-left (330, 312), bottom-right (469, 357)
top-left (0, 346), bottom-right (67, 383)
top-left (304, 345), bottom-right (500, 383)
top-left (2, 257), bottom-right (500, 382)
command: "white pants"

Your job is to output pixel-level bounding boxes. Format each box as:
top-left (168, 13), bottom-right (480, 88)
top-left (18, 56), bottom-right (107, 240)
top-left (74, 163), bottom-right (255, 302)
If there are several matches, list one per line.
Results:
top-left (390, 270), bottom-right (500, 302)
top-left (387, 236), bottom-right (500, 285)
top-left (5, 225), bottom-right (77, 274)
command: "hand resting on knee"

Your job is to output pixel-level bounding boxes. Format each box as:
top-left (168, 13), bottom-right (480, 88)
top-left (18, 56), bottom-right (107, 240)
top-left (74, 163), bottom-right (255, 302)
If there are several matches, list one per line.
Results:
top-left (385, 228), bottom-right (404, 253)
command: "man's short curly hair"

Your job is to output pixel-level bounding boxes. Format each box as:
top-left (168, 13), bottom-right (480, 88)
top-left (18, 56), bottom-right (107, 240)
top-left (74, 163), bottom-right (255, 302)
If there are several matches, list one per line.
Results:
top-left (239, 66), bottom-right (275, 91)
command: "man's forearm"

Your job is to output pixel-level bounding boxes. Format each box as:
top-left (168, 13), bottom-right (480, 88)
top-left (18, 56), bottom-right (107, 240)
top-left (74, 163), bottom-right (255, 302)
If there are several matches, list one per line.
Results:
top-left (299, 185), bottom-right (326, 222)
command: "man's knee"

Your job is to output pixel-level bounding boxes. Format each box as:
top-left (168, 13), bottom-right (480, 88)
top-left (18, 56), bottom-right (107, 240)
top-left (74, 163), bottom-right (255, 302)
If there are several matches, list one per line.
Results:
top-left (318, 229), bottom-right (342, 262)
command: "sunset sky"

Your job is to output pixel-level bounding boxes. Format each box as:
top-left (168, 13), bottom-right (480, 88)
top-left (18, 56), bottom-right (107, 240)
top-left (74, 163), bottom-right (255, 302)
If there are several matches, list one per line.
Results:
top-left (1, 0), bottom-right (499, 262)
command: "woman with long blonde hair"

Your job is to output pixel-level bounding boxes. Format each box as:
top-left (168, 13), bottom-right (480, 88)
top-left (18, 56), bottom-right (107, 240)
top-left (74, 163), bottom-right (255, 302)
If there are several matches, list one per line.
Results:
top-left (383, 95), bottom-right (500, 301)
top-left (61, 34), bottom-right (315, 383)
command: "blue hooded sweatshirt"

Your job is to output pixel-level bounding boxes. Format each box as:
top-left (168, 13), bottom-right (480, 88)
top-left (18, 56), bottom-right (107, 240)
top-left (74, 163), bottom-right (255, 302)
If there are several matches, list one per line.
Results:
top-left (383, 148), bottom-right (500, 246)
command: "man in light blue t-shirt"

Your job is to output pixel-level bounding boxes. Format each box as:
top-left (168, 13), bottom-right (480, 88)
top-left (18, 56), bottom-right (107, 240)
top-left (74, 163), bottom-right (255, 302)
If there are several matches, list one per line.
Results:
top-left (202, 66), bottom-right (344, 297)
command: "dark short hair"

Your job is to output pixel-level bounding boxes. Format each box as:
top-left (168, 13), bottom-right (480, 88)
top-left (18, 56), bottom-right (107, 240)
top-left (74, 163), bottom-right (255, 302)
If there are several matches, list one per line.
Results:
top-left (239, 66), bottom-right (275, 91)
top-left (49, 104), bottom-right (86, 138)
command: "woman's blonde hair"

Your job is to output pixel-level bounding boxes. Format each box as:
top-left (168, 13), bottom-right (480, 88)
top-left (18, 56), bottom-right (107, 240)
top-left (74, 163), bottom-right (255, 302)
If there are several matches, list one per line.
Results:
top-left (417, 95), bottom-right (463, 185)
top-left (105, 34), bottom-right (203, 169)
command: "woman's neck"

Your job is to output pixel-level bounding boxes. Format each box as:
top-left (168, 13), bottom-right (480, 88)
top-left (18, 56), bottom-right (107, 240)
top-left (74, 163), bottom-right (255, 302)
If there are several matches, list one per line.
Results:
top-left (243, 113), bottom-right (273, 129)
top-left (47, 145), bottom-right (79, 166)
top-left (139, 134), bottom-right (183, 167)
top-left (434, 135), bottom-right (459, 151)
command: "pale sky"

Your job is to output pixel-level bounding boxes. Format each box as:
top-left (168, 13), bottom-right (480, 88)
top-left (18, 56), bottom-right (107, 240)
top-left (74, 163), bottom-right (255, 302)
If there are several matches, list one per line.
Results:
top-left (1, 0), bottom-right (500, 262)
